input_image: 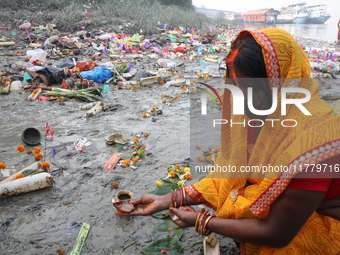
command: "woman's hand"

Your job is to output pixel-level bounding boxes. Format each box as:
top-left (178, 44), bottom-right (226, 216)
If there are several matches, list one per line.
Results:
top-left (122, 194), bottom-right (170, 216)
top-left (170, 207), bottom-right (198, 228)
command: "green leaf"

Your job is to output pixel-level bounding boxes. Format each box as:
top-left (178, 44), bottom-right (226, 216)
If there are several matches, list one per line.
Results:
top-left (148, 183), bottom-right (178, 195)
top-left (141, 238), bottom-right (183, 255)
top-left (167, 165), bottom-right (176, 172)
top-left (152, 210), bottom-right (169, 219)
top-left (21, 169), bottom-right (38, 177)
top-left (151, 220), bottom-right (183, 240)
top-left (114, 143), bottom-right (125, 151)
top-left (137, 149), bottom-right (146, 157)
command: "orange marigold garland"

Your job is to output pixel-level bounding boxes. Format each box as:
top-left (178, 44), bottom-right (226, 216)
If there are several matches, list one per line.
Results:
top-left (0, 162), bottom-right (6, 169)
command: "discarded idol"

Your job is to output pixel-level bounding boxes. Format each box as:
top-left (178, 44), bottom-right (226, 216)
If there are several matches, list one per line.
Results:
top-left (112, 190), bottom-right (134, 213)
top-left (105, 133), bottom-right (127, 145)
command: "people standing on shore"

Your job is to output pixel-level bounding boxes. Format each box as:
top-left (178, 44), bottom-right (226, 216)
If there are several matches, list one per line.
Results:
top-left (122, 28), bottom-right (340, 254)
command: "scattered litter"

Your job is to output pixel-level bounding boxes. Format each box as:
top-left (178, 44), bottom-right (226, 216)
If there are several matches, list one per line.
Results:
top-left (104, 152), bottom-right (123, 172)
top-left (74, 137), bottom-right (91, 151)
top-left (70, 222), bottom-right (91, 255)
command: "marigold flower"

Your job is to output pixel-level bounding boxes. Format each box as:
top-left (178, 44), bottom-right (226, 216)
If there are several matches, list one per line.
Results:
top-left (56, 249), bottom-right (65, 255)
top-left (122, 160), bottom-right (130, 166)
top-left (162, 99), bottom-right (166, 103)
top-left (132, 158), bottom-right (139, 162)
top-left (142, 112), bottom-right (148, 118)
top-left (161, 95), bottom-right (165, 99)
top-left (178, 75), bottom-right (183, 78)
top-left (33, 147), bottom-right (41, 154)
top-left (17, 145), bottom-right (25, 152)
top-left (184, 167), bottom-right (191, 173)
top-left (0, 163), bottom-right (6, 169)
top-left (206, 155), bottom-right (213, 162)
top-left (197, 157), bottom-right (203, 162)
top-left (156, 181), bottom-right (163, 187)
top-left (12, 173), bottom-right (25, 181)
top-left (133, 137), bottom-right (139, 143)
top-left (133, 146), bottom-right (139, 150)
top-left (139, 146), bottom-right (146, 150)
top-left (35, 153), bottom-right (43, 161)
top-left (41, 162), bottom-right (50, 170)
top-left (169, 171), bottom-right (176, 178)
top-left (111, 181), bottom-right (119, 188)
top-left (177, 181), bottom-right (184, 188)
top-left (175, 164), bottom-right (181, 168)
top-left (143, 133), bottom-right (149, 137)
top-left (184, 173), bottom-right (192, 180)
top-left (169, 98), bottom-right (174, 103)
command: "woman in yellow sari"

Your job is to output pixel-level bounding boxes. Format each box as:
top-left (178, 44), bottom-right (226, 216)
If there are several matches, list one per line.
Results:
top-left (126, 28), bottom-right (340, 254)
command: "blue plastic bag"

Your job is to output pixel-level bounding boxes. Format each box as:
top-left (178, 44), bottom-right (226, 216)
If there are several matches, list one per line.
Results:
top-left (80, 67), bottom-right (113, 84)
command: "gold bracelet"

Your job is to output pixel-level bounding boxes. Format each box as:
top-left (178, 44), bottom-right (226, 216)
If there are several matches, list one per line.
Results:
top-left (202, 215), bottom-right (214, 236)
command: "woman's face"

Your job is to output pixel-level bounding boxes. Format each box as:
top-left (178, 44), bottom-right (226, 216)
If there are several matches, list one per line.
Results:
top-left (226, 65), bottom-right (272, 120)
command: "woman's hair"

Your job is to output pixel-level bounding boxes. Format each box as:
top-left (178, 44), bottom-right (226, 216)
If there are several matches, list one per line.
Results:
top-left (226, 34), bottom-right (267, 78)
top-left (226, 34), bottom-right (271, 99)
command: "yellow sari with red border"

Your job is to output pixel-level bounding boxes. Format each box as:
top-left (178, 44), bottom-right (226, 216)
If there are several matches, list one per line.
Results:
top-left (187, 28), bottom-right (340, 254)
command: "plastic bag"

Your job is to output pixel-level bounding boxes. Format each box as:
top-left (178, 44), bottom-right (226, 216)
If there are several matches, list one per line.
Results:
top-left (44, 36), bottom-right (59, 48)
top-left (36, 67), bottom-right (65, 85)
top-left (80, 67), bottom-right (113, 84)
top-left (58, 57), bottom-right (78, 69)
top-left (19, 21), bottom-right (31, 30)
top-left (321, 60), bottom-right (339, 73)
top-left (29, 50), bottom-right (47, 65)
top-left (157, 58), bottom-right (176, 68)
top-left (132, 70), bottom-right (153, 81)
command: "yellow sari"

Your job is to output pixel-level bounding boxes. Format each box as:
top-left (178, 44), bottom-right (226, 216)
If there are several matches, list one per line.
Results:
top-left (187, 28), bottom-right (340, 254)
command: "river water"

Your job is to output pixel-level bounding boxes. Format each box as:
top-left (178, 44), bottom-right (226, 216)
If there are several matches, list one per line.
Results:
top-left (247, 16), bottom-right (339, 43)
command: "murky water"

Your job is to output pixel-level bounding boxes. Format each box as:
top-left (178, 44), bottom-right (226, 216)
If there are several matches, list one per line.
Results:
top-left (248, 16), bottom-right (339, 43)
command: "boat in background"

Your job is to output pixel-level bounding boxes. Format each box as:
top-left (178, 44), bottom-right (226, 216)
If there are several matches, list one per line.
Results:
top-left (306, 4), bottom-right (331, 24)
top-left (276, 3), bottom-right (308, 24)
top-left (241, 3), bottom-right (331, 25)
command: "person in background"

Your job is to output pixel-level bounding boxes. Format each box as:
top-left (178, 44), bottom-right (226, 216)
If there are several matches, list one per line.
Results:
top-left (123, 28), bottom-right (340, 254)
top-left (337, 19), bottom-right (340, 44)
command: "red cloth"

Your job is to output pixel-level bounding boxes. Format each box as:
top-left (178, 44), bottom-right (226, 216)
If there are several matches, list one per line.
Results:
top-left (287, 155), bottom-right (340, 201)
